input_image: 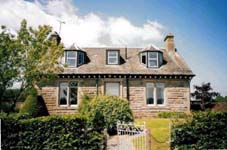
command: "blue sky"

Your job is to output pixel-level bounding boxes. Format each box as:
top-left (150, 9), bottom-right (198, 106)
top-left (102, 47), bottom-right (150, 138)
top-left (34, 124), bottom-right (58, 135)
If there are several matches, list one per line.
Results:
top-left (73, 0), bottom-right (227, 95)
top-left (0, 0), bottom-right (226, 95)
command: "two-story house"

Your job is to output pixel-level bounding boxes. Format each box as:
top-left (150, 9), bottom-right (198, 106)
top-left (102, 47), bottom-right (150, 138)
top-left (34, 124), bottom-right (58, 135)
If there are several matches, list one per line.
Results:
top-left (40, 33), bottom-right (195, 117)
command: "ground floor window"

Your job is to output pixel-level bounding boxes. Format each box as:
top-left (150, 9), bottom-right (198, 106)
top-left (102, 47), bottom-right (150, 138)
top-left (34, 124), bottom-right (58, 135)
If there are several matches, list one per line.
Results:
top-left (105, 82), bottom-right (120, 96)
top-left (59, 81), bottom-right (78, 106)
top-left (146, 83), bottom-right (165, 105)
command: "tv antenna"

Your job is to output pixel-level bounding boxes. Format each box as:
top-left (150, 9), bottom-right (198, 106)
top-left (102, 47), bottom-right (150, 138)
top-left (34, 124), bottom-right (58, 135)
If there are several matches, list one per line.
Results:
top-left (58, 20), bottom-right (65, 35)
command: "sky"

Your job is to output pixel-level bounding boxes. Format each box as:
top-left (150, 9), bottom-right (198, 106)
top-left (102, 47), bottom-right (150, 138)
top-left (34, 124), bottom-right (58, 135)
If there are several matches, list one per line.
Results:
top-left (0, 0), bottom-right (226, 96)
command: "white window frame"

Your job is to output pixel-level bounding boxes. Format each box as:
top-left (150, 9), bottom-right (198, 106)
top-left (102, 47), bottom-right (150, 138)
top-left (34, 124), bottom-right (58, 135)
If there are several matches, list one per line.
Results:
top-left (148, 52), bottom-right (158, 68)
top-left (59, 81), bottom-right (78, 107)
top-left (146, 83), bottom-right (165, 106)
top-left (105, 82), bottom-right (120, 96)
top-left (107, 51), bottom-right (119, 65)
top-left (66, 51), bottom-right (77, 67)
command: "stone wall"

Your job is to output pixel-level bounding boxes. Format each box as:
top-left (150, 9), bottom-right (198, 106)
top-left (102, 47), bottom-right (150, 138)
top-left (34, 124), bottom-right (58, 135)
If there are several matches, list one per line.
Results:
top-left (39, 78), bottom-right (191, 117)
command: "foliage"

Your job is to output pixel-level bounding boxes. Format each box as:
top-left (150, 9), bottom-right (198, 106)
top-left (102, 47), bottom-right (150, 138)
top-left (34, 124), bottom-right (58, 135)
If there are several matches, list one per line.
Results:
top-left (79, 95), bottom-right (134, 133)
top-left (0, 25), bottom-right (21, 107)
top-left (78, 94), bottom-right (92, 116)
top-left (215, 95), bottom-right (227, 103)
top-left (157, 112), bottom-right (189, 118)
top-left (19, 95), bottom-right (38, 117)
top-left (191, 82), bottom-right (219, 110)
top-left (19, 88), bottom-right (48, 117)
top-left (0, 19), bottom-right (64, 111)
top-left (1, 115), bottom-right (106, 150)
top-left (171, 111), bottom-right (227, 149)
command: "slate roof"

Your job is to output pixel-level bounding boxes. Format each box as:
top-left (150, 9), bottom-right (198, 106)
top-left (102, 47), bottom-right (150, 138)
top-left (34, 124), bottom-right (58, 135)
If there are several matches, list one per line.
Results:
top-left (62, 46), bottom-right (194, 76)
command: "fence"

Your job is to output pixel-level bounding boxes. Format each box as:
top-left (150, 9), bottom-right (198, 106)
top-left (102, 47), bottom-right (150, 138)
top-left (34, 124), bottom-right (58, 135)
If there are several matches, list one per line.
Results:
top-left (116, 121), bottom-right (151, 150)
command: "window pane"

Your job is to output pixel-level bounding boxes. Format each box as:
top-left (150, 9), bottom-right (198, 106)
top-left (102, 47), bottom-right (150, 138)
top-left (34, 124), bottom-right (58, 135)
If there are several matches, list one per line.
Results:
top-left (59, 82), bottom-right (68, 105)
top-left (158, 53), bottom-right (163, 66)
top-left (146, 83), bottom-right (154, 104)
top-left (108, 51), bottom-right (117, 57)
top-left (69, 82), bottom-right (78, 105)
top-left (141, 53), bottom-right (147, 64)
top-left (149, 52), bottom-right (157, 59)
top-left (66, 59), bottom-right (76, 66)
top-left (148, 60), bottom-right (158, 67)
top-left (67, 51), bottom-right (76, 57)
top-left (157, 87), bottom-right (164, 105)
top-left (105, 82), bottom-right (120, 96)
top-left (78, 52), bottom-right (84, 65)
top-left (108, 57), bottom-right (117, 64)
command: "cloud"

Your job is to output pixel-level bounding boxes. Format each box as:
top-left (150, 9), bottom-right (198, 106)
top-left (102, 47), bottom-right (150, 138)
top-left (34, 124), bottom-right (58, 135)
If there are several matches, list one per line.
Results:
top-left (0, 0), bottom-right (165, 47)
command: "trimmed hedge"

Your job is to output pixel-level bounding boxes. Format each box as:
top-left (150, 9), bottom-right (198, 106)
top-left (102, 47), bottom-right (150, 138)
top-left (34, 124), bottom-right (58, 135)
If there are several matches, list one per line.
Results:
top-left (157, 112), bottom-right (189, 118)
top-left (1, 115), bottom-right (106, 150)
top-left (19, 94), bottom-right (38, 117)
top-left (171, 111), bottom-right (227, 149)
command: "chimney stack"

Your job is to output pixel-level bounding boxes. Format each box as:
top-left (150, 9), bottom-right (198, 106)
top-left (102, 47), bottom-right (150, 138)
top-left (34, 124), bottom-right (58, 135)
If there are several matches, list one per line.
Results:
top-left (164, 33), bottom-right (175, 52)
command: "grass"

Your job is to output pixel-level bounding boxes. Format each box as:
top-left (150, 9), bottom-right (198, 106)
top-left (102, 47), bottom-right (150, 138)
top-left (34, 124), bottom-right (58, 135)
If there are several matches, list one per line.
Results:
top-left (135, 118), bottom-right (171, 150)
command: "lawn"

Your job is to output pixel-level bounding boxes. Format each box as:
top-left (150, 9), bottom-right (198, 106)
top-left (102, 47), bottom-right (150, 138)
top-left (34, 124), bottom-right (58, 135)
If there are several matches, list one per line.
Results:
top-left (135, 118), bottom-right (171, 150)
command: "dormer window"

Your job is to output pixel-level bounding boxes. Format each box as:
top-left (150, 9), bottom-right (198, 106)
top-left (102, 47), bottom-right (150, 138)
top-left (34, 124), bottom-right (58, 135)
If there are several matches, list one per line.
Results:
top-left (66, 51), bottom-right (77, 67)
top-left (148, 52), bottom-right (158, 67)
top-left (140, 51), bottom-right (163, 68)
top-left (107, 50), bottom-right (119, 65)
top-left (65, 50), bottom-right (85, 67)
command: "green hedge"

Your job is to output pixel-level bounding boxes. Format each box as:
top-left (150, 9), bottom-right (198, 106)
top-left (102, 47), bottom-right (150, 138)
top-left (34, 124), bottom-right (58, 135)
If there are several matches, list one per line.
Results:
top-left (1, 115), bottom-right (106, 150)
top-left (171, 111), bottom-right (227, 149)
top-left (157, 112), bottom-right (189, 118)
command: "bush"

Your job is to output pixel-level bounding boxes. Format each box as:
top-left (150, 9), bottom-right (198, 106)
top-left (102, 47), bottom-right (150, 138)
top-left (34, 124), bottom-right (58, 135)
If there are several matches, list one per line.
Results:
top-left (19, 94), bottom-right (38, 117)
top-left (1, 115), bottom-right (106, 150)
top-left (158, 112), bottom-right (189, 118)
top-left (171, 111), bottom-right (227, 149)
top-left (79, 95), bottom-right (134, 134)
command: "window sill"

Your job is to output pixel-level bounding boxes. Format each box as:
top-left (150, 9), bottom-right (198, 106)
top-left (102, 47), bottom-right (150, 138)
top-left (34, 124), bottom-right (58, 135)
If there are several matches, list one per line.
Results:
top-left (58, 105), bottom-right (78, 109)
top-left (147, 104), bottom-right (167, 107)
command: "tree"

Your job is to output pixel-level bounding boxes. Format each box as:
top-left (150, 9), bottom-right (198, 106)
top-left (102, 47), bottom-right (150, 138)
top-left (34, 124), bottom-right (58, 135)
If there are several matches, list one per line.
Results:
top-left (191, 82), bottom-right (219, 110)
top-left (0, 25), bottom-right (21, 107)
top-left (0, 19), bottom-right (64, 112)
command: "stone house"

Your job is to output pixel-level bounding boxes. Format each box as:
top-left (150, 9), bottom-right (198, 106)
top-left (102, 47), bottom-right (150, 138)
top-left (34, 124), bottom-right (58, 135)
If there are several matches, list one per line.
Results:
top-left (40, 33), bottom-right (195, 117)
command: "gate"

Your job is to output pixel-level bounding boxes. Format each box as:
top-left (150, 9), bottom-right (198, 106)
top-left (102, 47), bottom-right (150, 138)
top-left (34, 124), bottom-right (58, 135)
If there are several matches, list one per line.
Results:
top-left (116, 121), bottom-right (151, 150)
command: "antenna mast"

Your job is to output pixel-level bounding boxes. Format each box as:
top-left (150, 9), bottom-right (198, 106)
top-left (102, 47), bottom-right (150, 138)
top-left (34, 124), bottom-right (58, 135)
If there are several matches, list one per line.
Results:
top-left (58, 20), bottom-right (65, 35)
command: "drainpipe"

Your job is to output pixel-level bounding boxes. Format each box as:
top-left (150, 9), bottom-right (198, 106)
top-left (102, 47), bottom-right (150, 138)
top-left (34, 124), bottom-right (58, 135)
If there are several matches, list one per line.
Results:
top-left (126, 78), bottom-right (130, 102)
top-left (96, 78), bottom-right (99, 96)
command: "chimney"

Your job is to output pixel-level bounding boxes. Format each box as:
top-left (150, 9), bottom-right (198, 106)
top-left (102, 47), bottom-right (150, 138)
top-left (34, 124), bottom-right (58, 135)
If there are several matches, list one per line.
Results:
top-left (164, 33), bottom-right (175, 52)
top-left (50, 31), bottom-right (61, 45)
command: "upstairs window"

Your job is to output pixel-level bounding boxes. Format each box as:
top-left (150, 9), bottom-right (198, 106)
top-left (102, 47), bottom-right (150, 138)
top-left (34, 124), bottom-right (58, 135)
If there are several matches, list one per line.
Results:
top-left (140, 51), bottom-right (163, 68)
top-left (107, 50), bottom-right (119, 65)
top-left (78, 52), bottom-right (85, 65)
top-left (65, 50), bottom-right (85, 67)
top-left (148, 52), bottom-right (158, 68)
top-left (66, 51), bottom-right (77, 67)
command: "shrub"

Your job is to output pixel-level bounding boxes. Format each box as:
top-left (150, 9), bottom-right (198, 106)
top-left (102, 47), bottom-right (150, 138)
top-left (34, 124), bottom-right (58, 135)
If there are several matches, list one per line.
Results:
top-left (1, 115), bottom-right (106, 150)
top-left (78, 94), bottom-right (92, 116)
top-left (19, 94), bottom-right (38, 117)
top-left (158, 111), bottom-right (189, 118)
top-left (79, 95), bottom-right (134, 134)
top-left (171, 111), bottom-right (227, 149)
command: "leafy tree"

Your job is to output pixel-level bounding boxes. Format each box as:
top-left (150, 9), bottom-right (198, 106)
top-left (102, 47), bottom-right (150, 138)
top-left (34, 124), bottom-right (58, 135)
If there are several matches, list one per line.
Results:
top-left (0, 26), bottom-right (21, 107)
top-left (191, 82), bottom-right (219, 110)
top-left (0, 19), bottom-right (64, 112)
